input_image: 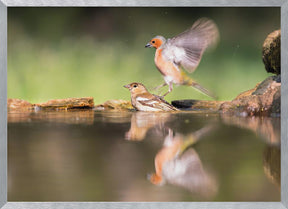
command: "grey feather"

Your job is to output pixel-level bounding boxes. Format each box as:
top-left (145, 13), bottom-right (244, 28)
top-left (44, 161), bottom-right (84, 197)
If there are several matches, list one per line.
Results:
top-left (164, 18), bottom-right (219, 73)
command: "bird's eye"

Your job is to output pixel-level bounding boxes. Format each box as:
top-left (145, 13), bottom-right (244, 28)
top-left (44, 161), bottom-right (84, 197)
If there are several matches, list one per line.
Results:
top-left (152, 40), bottom-right (155, 44)
top-left (133, 84), bottom-right (137, 88)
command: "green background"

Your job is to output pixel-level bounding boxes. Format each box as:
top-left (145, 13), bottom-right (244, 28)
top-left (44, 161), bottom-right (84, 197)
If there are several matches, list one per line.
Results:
top-left (8, 7), bottom-right (280, 104)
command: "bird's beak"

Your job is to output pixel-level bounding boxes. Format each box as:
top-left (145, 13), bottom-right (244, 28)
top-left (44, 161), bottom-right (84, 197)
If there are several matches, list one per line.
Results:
top-left (123, 84), bottom-right (130, 89)
top-left (145, 43), bottom-right (152, 48)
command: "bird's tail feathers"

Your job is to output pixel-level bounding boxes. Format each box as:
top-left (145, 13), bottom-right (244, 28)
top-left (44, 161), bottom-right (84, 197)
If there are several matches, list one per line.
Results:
top-left (187, 79), bottom-right (217, 100)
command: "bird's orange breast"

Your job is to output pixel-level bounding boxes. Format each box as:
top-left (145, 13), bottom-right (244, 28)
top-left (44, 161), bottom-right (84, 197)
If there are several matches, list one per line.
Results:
top-left (154, 49), bottom-right (166, 76)
top-left (154, 48), bottom-right (183, 83)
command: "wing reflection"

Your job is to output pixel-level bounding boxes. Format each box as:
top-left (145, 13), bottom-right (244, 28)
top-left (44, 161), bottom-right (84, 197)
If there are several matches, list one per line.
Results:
top-left (148, 126), bottom-right (218, 198)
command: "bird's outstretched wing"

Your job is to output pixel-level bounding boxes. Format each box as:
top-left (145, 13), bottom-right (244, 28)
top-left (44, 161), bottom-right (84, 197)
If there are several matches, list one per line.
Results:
top-left (137, 95), bottom-right (178, 111)
top-left (163, 148), bottom-right (218, 198)
top-left (164, 18), bottom-right (219, 73)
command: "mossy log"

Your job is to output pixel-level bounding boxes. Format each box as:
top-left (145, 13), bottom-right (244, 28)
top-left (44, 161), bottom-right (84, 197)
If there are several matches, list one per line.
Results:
top-left (35, 97), bottom-right (94, 110)
top-left (8, 98), bottom-right (34, 111)
top-left (8, 97), bottom-right (94, 111)
top-left (94, 99), bottom-right (134, 111)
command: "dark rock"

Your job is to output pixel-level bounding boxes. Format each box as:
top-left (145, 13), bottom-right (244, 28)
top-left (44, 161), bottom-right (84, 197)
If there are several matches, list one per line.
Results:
top-left (252, 75), bottom-right (280, 95)
top-left (219, 75), bottom-right (281, 116)
top-left (262, 30), bottom-right (281, 75)
top-left (171, 100), bottom-right (224, 111)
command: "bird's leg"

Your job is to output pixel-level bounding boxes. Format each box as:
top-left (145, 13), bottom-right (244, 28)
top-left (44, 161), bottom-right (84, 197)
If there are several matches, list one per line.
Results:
top-left (161, 83), bottom-right (173, 97)
top-left (163, 128), bottom-right (174, 146)
top-left (152, 82), bottom-right (167, 91)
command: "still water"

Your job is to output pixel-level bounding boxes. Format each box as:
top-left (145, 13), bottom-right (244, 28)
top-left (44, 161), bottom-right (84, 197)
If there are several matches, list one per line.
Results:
top-left (8, 110), bottom-right (280, 201)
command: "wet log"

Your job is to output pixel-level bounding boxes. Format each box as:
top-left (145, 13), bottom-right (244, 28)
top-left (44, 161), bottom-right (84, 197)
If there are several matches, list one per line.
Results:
top-left (8, 98), bottom-right (34, 111)
top-left (94, 99), bottom-right (134, 111)
top-left (35, 97), bottom-right (94, 110)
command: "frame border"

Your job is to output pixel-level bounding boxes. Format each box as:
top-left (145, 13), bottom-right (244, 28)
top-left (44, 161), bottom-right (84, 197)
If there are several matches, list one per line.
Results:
top-left (1, 1), bottom-right (287, 209)
top-left (0, 0), bottom-right (287, 6)
top-left (0, 1), bottom-right (7, 209)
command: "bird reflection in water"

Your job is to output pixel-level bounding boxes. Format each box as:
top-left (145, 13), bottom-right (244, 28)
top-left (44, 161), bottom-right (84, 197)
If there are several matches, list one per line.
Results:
top-left (125, 112), bottom-right (172, 141)
top-left (125, 112), bottom-right (218, 198)
top-left (148, 126), bottom-right (218, 198)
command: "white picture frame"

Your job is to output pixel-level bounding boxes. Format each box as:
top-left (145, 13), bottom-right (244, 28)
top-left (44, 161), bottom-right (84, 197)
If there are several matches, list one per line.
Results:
top-left (0, 0), bottom-right (287, 209)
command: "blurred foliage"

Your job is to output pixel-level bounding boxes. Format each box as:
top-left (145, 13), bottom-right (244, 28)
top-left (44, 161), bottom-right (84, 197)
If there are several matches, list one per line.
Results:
top-left (8, 7), bottom-right (280, 103)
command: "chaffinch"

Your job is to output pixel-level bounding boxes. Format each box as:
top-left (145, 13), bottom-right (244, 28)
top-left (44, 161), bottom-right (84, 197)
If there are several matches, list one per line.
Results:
top-left (148, 126), bottom-right (217, 198)
top-left (124, 82), bottom-right (178, 112)
top-left (125, 112), bottom-right (171, 141)
top-left (145, 18), bottom-right (219, 98)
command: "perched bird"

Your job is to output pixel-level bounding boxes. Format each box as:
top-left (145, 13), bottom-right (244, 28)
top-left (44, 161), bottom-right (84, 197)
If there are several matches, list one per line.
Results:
top-left (145, 18), bottom-right (219, 98)
top-left (124, 82), bottom-right (178, 112)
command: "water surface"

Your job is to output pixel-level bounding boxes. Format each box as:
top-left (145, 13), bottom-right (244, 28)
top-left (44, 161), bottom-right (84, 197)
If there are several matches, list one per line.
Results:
top-left (8, 110), bottom-right (280, 201)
